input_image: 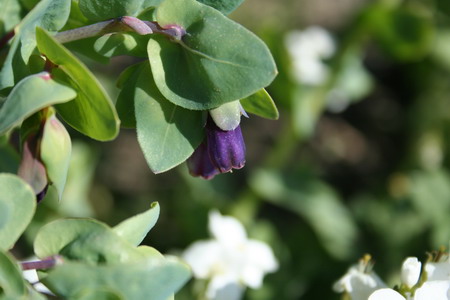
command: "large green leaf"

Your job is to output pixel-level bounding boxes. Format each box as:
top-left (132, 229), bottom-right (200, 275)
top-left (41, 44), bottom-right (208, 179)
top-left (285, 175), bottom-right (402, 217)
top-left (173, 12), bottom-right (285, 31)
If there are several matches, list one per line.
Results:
top-left (93, 33), bottom-right (148, 58)
top-left (148, 0), bottom-right (277, 110)
top-left (113, 202), bottom-right (160, 246)
top-left (73, 288), bottom-right (123, 300)
top-left (196, 0), bottom-right (244, 14)
top-left (240, 89), bottom-right (279, 120)
top-left (0, 250), bottom-right (26, 297)
top-left (0, 0), bottom-right (71, 90)
top-left (0, 72), bottom-right (76, 135)
top-left (135, 64), bottom-right (204, 173)
top-left (40, 110), bottom-right (72, 200)
top-left (0, 173), bottom-right (36, 251)
top-left (36, 28), bottom-right (120, 141)
top-left (0, 0), bottom-right (21, 36)
top-left (43, 259), bottom-right (190, 300)
top-left (34, 219), bottom-right (146, 264)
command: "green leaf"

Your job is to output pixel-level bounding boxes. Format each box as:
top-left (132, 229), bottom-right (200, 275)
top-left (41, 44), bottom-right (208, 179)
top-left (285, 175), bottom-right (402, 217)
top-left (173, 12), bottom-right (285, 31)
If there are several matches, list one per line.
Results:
top-left (113, 202), bottom-right (160, 246)
top-left (196, 0), bottom-right (244, 14)
top-left (34, 218), bottom-right (147, 264)
top-left (0, 0), bottom-right (71, 90)
top-left (40, 109), bottom-right (72, 200)
top-left (79, 0), bottom-right (144, 21)
top-left (36, 28), bottom-right (120, 141)
top-left (115, 62), bottom-right (146, 128)
top-left (0, 0), bottom-right (21, 36)
top-left (0, 173), bottom-right (36, 251)
top-left (135, 64), bottom-right (204, 173)
top-left (43, 259), bottom-right (190, 300)
top-left (148, 0), bottom-right (277, 110)
top-left (240, 89), bottom-right (279, 120)
top-left (0, 72), bottom-right (76, 135)
top-left (0, 250), bottom-right (26, 297)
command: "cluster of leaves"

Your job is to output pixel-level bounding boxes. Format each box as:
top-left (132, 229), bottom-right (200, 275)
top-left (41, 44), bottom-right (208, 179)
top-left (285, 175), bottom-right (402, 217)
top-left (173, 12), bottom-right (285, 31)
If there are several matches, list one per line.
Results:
top-left (0, 0), bottom-right (279, 298)
top-left (0, 173), bottom-right (189, 299)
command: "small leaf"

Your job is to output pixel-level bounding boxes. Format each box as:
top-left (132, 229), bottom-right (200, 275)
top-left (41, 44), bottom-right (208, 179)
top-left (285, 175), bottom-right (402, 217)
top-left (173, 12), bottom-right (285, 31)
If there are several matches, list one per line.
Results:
top-left (196, 0), bottom-right (244, 14)
top-left (0, 0), bottom-right (71, 90)
top-left (43, 259), bottom-right (191, 300)
top-left (0, 72), bottom-right (76, 135)
top-left (0, 173), bottom-right (36, 251)
top-left (40, 110), bottom-right (72, 200)
top-left (0, 250), bottom-right (26, 297)
top-left (148, 0), bottom-right (277, 110)
top-left (209, 100), bottom-right (242, 131)
top-left (135, 64), bottom-right (204, 173)
top-left (36, 28), bottom-right (120, 141)
top-left (113, 202), bottom-right (160, 246)
top-left (240, 89), bottom-right (279, 120)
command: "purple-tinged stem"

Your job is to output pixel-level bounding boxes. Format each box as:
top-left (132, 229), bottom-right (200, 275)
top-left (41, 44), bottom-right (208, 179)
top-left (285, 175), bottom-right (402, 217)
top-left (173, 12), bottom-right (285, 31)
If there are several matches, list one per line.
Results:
top-left (21, 256), bottom-right (63, 270)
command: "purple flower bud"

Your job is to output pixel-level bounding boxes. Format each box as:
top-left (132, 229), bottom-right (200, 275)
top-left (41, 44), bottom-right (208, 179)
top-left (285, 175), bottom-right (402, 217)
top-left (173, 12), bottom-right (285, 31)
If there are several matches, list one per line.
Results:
top-left (187, 117), bottom-right (246, 179)
top-left (206, 118), bottom-right (246, 173)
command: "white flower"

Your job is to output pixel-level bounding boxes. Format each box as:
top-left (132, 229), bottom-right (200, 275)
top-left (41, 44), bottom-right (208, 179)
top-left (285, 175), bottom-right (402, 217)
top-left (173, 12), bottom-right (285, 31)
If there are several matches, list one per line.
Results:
top-left (401, 257), bottom-right (422, 288)
top-left (182, 211), bottom-right (278, 300)
top-left (369, 281), bottom-right (450, 300)
top-left (333, 258), bottom-right (386, 300)
top-left (284, 26), bottom-right (335, 86)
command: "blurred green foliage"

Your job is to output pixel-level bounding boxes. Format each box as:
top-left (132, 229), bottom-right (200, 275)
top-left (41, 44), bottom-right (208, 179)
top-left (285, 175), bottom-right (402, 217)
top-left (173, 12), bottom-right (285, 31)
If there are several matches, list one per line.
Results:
top-left (3, 0), bottom-right (450, 299)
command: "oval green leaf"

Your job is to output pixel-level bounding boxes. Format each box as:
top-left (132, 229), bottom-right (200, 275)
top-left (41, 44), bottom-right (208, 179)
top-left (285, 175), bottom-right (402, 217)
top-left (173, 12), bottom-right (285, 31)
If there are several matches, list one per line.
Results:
top-left (240, 89), bottom-right (279, 120)
top-left (79, 0), bottom-right (144, 21)
top-left (196, 0), bottom-right (244, 14)
top-left (0, 173), bottom-right (36, 251)
top-left (0, 72), bottom-right (76, 135)
top-left (148, 0), bottom-right (277, 110)
top-left (36, 28), bottom-right (120, 141)
top-left (135, 64), bottom-right (204, 173)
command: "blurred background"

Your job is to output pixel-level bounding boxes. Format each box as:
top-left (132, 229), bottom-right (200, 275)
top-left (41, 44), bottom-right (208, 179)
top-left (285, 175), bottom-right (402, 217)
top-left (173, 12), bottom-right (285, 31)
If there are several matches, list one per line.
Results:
top-left (4, 0), bottom-right (450, 298)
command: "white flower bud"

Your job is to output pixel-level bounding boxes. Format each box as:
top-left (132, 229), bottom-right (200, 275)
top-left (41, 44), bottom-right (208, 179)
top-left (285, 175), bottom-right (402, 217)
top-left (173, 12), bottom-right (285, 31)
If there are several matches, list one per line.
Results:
top-left (401, 257), bottom-right (421, 288)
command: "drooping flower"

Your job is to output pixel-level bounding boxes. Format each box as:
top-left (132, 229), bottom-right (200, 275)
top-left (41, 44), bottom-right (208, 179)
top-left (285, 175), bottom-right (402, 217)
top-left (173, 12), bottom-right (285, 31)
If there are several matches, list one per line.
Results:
top-left (333, 255), bottom-right (386, 300)
top-left (182, 211), bottom-right (278, 300)
top-left (187, 102), bottom-right (246, 180)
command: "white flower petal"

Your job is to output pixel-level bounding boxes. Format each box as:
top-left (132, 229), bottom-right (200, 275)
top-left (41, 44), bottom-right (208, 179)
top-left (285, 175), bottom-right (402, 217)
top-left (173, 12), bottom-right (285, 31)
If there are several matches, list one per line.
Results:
top-left (23, 269), bottom-right (52, 295)
top-left (182, 240), bottom-right (222, 279)
top-left (241, 265), bottom-right (264, 289)
top-left (401, 257), bottom-right (422, 288)
top-left (414, 280), bottom-right (450, 300)
top-left (368, 288), bottom-right (405, 300)
top-left (245, 240), bottom-right (279, 273)
top-left (425, 262), bottom-right (450, 281)
top-left (208, 211), bottom-right (247, 246)
top-left (206, 274), bottom-right (238, 300)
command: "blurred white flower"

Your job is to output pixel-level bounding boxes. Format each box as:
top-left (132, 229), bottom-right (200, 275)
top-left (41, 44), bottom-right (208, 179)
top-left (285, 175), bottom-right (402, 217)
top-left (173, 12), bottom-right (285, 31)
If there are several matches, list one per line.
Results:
top-left (369, 281), bottom-right (450, 300)
top-left (333, 256), bottom-right (386, 300)
top-left (401, 257), bottom-right (422, 288)
top-left (23, 268), bottom-right (52, 295)
top-left (284, 26), bottom-right (336, 86)
top-left (182, 211), bottom-right (278, 300)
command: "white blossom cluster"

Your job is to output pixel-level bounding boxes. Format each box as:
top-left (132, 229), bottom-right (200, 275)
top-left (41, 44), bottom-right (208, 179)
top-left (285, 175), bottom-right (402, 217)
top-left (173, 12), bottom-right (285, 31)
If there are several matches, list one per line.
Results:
top-left (334, 254), bottom-right (450, 300)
